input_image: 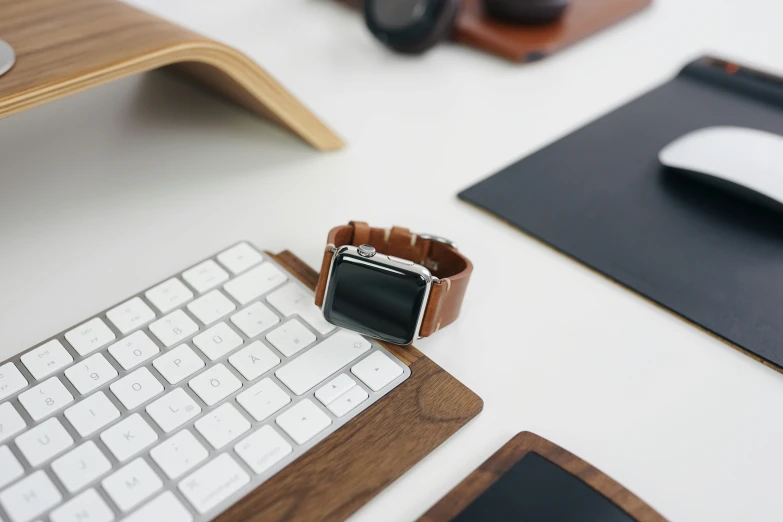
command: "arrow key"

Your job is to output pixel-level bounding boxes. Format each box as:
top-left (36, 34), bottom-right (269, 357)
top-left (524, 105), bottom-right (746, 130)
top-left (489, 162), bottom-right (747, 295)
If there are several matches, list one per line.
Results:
top-left (352, 351), bottom-right (404, 392)
top-left (315, 374), bottom-right (356, 406)
top-left (276, 399), bottom-right (331, 445)
top-left (326, 386), bottom-right (368, 417)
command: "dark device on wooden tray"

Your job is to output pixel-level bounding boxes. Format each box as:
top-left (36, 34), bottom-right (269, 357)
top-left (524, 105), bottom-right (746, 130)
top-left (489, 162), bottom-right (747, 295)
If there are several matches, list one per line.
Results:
top-left (418, 432), bottom-right (666, 522)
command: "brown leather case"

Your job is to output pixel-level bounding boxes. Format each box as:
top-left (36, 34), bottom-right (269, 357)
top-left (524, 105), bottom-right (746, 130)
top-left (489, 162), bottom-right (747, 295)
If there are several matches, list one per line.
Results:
top-left (455, 0), bottom-right (652, 62)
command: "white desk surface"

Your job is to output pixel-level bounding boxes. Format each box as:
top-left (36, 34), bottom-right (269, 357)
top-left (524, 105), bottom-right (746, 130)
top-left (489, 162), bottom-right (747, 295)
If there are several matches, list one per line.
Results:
top-left (1, 0), bottom-right (782, 520)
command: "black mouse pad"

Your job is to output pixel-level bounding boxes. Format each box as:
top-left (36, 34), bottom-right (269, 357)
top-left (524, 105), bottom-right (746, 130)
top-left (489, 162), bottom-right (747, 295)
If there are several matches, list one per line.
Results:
top-left (453, 452), bottom-right (633, 522)
top-left (460, 56), bottom-right (783, 370)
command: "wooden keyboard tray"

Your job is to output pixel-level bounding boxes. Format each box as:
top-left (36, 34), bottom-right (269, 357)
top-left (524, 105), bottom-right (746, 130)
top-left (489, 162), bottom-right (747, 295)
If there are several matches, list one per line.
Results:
top-left (210, 250), bottom-right (483, 521)
top-left (0, 0), bottom-right (343, 150)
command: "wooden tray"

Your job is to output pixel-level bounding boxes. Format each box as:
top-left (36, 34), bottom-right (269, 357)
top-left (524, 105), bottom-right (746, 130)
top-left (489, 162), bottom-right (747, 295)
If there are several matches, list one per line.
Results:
top-left (333, 0), bottom-right (651, 63)
top-left (418, 431), bottom-right (666, 522)
top-left (210, 250), bottom-right (483, 522)
top-left (0, 0), bottom-right (343, 150)
top-left (455, 0), bottom-right (653, 63)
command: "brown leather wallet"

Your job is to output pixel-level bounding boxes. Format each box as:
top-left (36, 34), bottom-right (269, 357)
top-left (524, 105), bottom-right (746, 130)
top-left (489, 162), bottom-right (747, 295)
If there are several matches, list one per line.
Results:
top-left (315, 221), bottom-right (472, 342)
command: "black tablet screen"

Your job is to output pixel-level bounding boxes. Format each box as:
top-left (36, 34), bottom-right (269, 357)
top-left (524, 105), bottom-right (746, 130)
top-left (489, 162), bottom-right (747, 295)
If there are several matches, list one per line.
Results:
top-left (453, 453), bottom-right (634, 522)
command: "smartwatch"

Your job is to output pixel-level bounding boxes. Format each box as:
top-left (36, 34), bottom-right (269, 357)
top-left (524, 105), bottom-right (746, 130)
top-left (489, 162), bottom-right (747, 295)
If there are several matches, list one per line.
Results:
top-left (315, 221), bottom-right (473, 345)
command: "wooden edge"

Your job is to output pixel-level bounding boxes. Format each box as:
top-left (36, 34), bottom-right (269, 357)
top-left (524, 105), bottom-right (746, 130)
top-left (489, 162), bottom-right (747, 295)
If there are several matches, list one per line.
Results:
top-left (454, 0), bottom-right (652, 63)
top-left (0, 2), bottom-right (343, 151)
top-left (460, 200), bottom-right (783, 376)
top-left (418, 431), bottom-right (666, 522)
top-left (0, 41), bottom-right (344, 151)
top-left (212, 250), bottom-right (482, 521)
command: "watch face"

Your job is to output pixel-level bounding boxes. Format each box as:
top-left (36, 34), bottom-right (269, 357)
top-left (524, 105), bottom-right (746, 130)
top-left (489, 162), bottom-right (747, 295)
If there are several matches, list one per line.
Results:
top-left (323, 250), bottom-right (430, 345)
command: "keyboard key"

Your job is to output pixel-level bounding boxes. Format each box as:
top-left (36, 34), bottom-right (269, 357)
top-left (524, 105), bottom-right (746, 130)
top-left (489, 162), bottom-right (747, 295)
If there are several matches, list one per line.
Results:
top-left (110, 367), bottom-right (164, 410)
top-left (228, 341), bottom-right (280, 381)
top-left (182, 259), bottom-right (229, 294)
top-left (265, 319), bottom-right (316, 357)
top-left (124, 492), bottom-right (193, 522)
top-left (102, 458), bottom-right (162, 512)
top-left (0, 402), bottom-right (26, 443)
top-left (145, 277), bottom-right (193, 314)
top-left (51, 441), bottom-right (112, 493)
top-left (327, 385), bottom-right (369, 417)
top-left (64, 353), bottom-right (118, 395)
top-left (0, 362), bottom-right (28, 401)
top-left (150, 430), bottom-right (208, 479)
top-left (352, 351), bottom-right (403, 391)
top-left (194, 403), bottom-right (250, 449)
top-left (223, 263), bottom-right (287, 305)
top-left (267, 283), bottom-right (335, 334)
top-left (178, 454), bottom-right (249, 514)
top-left (149, 310), bottom-right (199, 348)
top-left (15, 417), bottom-right (74, 467)
top-left (152, 344), bottom-right (204, 385)
top-left (0, 445), bottom-right (24, 489)
top-left (100, 413), bottom-right (158, 462)
top-left (21, 339), bottom-right (73, 380)
top-left (275, 399), bottom-right (331, 445)
top-left (106, 296), bottom-right (156, 335)
top-left (230, 302), bottom-right (280, 338)
top-left (315, 374), bottom-right (357, 406)
top-left (64, 392), bottom-right (120, 437)
top-left (188, 364), bottom-right (241, 406)
top-left (217, 242), bottom-right (263, 275)
top-left (275, 330), bottom-right (371, 395)
top-left (0, 470), bottom-right (62, 522)
top-left (49, 488), bottom-right (114, 522)
top-left (123, 491), bottom-right (193, 522)
top-left (146, 388), bottom-right (201, 433)
top-left (192, 322), bottom-right (243, 361)
top-left (235, 425), bottom-right (293, 475)
top-left (236, 378), bottom-right (290, 422)
top-left (64, 317), bottom-right (116, 357)
top-left (187, 290), bottom-right (235, 326)
top-left (18, 377), bottom-right (74, 421)
top-left (108, 331), bottom-right (160, 371)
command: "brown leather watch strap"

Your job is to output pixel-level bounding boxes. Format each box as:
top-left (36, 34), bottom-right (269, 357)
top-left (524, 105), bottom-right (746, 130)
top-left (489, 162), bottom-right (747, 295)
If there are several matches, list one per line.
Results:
top-left (315, 221), bottom-right (472, 338)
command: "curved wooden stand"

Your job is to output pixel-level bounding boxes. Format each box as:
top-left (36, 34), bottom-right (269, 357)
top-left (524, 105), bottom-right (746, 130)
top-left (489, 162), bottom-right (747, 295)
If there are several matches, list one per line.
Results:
top-left (0, 0), bottom-right (343, 150)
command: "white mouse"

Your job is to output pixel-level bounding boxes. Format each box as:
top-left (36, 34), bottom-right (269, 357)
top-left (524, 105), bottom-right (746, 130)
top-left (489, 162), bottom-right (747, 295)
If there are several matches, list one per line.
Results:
top-left (659, 126), bottom-right (783, 211)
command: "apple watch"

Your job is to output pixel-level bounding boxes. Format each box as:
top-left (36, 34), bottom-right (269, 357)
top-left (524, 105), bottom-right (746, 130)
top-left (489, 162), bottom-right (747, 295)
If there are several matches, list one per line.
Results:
top-left (315, 221), bottom-right (473, 345)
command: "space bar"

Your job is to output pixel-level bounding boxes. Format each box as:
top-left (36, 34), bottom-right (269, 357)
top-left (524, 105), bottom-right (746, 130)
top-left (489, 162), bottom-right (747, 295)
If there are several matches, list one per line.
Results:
top-left (275, 330), bottom-right (372, 395)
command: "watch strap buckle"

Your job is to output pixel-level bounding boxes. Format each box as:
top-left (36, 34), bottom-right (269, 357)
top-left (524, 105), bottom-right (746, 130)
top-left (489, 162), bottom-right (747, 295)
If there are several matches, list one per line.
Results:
top-left (417, 233), bottom-right (458, 251)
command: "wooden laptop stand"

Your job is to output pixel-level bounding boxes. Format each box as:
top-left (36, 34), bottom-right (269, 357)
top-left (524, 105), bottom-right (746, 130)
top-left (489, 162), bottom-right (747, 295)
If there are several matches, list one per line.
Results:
top-left (0, 0), bottom-right (343, 151)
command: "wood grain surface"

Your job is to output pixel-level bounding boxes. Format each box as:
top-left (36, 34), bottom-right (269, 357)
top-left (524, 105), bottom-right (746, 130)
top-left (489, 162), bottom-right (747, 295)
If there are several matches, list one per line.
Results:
top-left (209, 250), bottom-right (482, 522)
top-left (0, 0), bottom-right (343, 150)
top-left (418, 431), bottom-right (666, 522)
top-left (455, 0), bottom-right (652, 62)
top-left (327, 0), bottom-right (650, 63)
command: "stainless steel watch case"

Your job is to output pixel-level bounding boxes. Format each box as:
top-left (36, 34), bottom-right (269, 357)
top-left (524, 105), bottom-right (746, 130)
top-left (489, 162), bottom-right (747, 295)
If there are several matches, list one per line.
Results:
top-left (321, 244), bottom-right (437, 345)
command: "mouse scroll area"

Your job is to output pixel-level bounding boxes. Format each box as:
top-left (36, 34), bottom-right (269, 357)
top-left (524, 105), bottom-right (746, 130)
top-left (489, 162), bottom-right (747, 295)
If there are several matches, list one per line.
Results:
top-left (659, 126), bottom-right (783, 211)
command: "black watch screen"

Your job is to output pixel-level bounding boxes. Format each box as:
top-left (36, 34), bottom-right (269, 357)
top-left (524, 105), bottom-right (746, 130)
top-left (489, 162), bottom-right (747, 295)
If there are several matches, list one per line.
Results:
top-left (322, 252), bottom-right (429, 345)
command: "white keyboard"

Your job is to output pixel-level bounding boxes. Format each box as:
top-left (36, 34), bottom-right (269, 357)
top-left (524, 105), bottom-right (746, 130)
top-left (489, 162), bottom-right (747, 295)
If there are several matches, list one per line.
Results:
top-left (0, 243), bottom-right (410, 522)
